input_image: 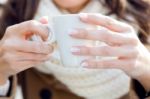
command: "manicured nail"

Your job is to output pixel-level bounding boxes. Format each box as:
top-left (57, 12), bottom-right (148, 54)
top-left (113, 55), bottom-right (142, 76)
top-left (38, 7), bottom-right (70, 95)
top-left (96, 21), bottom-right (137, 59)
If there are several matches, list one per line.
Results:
top-left (40, 16), bottom-right (49, 24)
top-left (79, 13), bottom-right (88, 19)
top-left (81, 62), bottom-right (89, 67)
top-left (68, 29), bottom-right (78, 35)
top-left (70, 47), bottom-right (80, 53)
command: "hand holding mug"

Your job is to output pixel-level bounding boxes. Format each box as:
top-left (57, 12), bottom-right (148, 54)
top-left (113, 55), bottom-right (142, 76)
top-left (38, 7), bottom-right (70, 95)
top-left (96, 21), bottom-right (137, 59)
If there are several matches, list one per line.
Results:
top-left (0, 17), bottom-right (53, 85)
top-left (70, 14), bottom-right (150, 89)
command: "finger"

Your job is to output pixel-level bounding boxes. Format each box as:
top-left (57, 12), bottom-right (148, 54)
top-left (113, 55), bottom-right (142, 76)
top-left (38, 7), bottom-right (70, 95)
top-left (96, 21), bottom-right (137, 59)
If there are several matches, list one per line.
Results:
top-left (3, 51), bottom-right (50, 63)
top-left (16, 60), bottom-right (45, 72)
top-left (8, 20), bottom-right (49, 40)
top-left (71, 45), bottom-right (138, 58)
top-left (2, 52), bottom-right (49, 72)
top-left (15, 52), bottom-right (51, 61)
top-left (13, 40), bottom-right (53, 54)
top-left (69, 28), bottom-right (138, 45)
top-left (38, 16), bottom-right (51, 38)
top-left (81, 58), bottom-right (134, 70)
top-left (79, 13), bottom-right (133, 32)
top-left (39, 16), bottom-right (49, 24)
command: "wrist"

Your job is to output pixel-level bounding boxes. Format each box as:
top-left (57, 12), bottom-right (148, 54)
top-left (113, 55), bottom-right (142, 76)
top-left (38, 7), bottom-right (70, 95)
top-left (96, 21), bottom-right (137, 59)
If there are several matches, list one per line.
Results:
top-left (0, 74), bottom-right (8, 86)
top-left (0, 41), bottom-right (9, 86)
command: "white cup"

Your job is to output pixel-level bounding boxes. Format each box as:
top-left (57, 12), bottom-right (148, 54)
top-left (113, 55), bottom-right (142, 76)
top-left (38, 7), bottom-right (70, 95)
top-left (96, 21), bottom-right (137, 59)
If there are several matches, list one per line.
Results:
top-left (52, 14), bottom-right (96, 68)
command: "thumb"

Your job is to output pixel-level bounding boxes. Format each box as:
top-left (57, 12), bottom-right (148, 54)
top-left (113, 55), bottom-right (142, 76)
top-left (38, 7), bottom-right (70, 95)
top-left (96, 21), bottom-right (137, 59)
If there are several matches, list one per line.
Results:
top-left (39, 16), bottom-right (49, 24)
top-left (37, 16), bottom-right (51, 41)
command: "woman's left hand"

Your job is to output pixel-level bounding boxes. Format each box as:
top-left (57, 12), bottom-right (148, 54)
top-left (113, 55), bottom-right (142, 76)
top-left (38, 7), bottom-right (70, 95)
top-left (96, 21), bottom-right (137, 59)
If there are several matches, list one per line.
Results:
top-left (69, 14), bottom-right (150, 80)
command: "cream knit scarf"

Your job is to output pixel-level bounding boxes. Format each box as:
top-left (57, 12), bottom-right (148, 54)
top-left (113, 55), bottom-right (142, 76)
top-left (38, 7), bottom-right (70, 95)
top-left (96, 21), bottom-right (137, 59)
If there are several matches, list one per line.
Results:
top-left (34, 0), bottom-right (130, 99)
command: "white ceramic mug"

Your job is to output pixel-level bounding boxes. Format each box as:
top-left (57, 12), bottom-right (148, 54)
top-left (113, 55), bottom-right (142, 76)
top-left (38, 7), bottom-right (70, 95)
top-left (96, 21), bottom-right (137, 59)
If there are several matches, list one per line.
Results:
top-left (51, 14), bottom-right (97, 68)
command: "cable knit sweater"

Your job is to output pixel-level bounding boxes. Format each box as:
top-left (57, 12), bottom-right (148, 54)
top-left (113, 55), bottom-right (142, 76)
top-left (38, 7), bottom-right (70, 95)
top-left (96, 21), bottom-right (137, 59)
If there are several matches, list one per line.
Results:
top-left (34, 0), bottom-right (130, 99)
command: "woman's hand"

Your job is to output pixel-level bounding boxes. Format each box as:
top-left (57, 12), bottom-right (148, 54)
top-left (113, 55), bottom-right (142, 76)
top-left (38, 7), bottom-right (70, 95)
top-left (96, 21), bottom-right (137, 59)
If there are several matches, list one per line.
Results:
top-left (0, 18), bottom-right (53, 85)
top-left (70, 14), bottom-right (150, 90)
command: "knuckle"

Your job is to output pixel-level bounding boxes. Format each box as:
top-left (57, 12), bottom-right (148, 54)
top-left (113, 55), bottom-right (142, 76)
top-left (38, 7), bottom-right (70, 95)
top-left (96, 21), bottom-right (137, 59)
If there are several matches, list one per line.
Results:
top-left (129, 37), bottom-right (139, 45)
top-left (6, 27), bottom-right (13, 34)
top-left (5, 26), bottom-right (16, 35)
top-left (79, 29), bottom-right (88, 38)
top-left (127, 25), bottom-right (134, 32)
top-left (132, 48), bottom-right (139, 57)
top-left (2, 39), bottom-right (14, 50)
top-left (27, 20), bottom-right (39, 30)
top-left (100, 46), bottom-right (111, 55)
top-left (83, 47), bottom-right (90, 54)
top-left (3, 39), bottom-right (18, 51)
top-left (100, 31), bottom-right (111, 42)
top-left (122, 23), bottom-right (133, 32)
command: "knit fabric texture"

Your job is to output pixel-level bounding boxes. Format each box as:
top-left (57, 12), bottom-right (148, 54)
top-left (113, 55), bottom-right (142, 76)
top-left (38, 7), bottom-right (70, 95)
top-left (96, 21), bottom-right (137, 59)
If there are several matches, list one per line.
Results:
top-left (34, 0), bottom-right (130, 99)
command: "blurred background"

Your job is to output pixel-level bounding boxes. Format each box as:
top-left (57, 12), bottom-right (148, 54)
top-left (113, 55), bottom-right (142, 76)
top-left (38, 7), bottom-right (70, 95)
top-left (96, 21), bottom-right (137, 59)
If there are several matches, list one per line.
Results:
top-left (0, 0), bottom-right (23, 99)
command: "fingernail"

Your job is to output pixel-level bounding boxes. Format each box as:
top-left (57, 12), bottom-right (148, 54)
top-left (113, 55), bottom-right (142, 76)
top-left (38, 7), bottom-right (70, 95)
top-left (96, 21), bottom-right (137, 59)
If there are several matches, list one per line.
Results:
top-left (70, 47), bottom-right (80, 53)
top-left (40, 16), bottom-right (49, 24)
top-left (79, 13), bottom-right (88, 19)
top-left (68, 29), bottom-right (78, 35)
top-left (81, 62), bottom-right (89, 67)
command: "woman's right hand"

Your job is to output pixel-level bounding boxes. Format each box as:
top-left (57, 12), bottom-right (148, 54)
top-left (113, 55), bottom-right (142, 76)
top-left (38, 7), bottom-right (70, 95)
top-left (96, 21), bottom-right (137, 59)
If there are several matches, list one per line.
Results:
top-left (0, 19), bottom-right (53, 85)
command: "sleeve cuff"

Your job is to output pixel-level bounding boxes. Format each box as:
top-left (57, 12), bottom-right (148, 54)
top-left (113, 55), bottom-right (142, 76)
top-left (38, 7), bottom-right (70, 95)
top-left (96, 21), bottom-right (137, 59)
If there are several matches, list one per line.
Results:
top-left (0, 76), bottom-right (17, 99)
top-left (0, 80), bottom-right (10, 96)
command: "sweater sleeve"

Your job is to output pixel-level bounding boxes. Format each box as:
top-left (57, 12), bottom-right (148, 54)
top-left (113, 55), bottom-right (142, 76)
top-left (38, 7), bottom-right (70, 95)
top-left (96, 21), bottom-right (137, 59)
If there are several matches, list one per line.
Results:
top-left (0, 80), bottom-right (10, 96)
top-left (0, 76), bottom-right (17, 99)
